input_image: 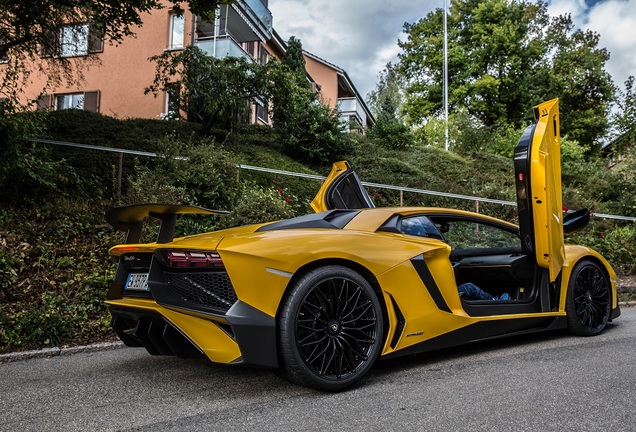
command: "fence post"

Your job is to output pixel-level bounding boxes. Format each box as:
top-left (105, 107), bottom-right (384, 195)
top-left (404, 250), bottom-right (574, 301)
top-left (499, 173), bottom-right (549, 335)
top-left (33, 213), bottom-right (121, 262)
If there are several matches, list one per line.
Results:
top-left (117, 152), bottom-right (123, 201)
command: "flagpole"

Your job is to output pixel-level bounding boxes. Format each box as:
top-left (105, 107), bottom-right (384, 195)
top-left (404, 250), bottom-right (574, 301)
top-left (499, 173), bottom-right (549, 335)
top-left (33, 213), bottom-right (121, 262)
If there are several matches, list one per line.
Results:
top-left (443, 0), bottom-right (449, 151)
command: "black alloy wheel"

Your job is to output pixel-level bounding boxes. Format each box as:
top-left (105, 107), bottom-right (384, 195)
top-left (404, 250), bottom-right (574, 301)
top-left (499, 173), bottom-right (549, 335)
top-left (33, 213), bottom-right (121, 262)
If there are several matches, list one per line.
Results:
top-left (565, 260), bottom-right (611, 336)
top-left (278, 266), bottom-right (384, 391)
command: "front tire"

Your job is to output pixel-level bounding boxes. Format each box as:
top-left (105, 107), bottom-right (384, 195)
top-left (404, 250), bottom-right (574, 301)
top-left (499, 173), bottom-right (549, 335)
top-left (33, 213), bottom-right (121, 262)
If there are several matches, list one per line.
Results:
top-left (278, 266), bottom-right (384, 391)
top-left (565, 260), bottom-right (611, 336)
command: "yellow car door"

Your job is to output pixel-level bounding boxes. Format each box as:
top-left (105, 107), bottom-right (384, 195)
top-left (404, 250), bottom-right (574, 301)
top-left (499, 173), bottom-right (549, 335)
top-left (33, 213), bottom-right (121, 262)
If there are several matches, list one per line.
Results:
top-left (514, 98), bottom-right (565, 282)
top-left (310, 161), bottom-right (375, 212)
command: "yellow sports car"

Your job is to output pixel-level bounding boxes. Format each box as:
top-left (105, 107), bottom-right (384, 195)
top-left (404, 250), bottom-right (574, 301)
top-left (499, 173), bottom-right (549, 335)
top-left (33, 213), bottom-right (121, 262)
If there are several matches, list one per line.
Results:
top-left (105, 99), bottom-right (620, 391)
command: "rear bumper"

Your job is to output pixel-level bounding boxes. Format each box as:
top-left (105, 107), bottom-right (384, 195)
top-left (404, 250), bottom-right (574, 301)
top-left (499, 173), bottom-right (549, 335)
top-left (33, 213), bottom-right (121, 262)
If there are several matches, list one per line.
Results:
top-left (610, 305), bottom-right (621, 321)
top-left (106, 298), bottom-right (278, 368)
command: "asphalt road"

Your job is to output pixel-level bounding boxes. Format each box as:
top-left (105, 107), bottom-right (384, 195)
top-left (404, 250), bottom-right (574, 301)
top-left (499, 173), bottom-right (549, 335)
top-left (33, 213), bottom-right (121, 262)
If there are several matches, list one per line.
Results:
top-left (1, 308), bottom-right (635, 432)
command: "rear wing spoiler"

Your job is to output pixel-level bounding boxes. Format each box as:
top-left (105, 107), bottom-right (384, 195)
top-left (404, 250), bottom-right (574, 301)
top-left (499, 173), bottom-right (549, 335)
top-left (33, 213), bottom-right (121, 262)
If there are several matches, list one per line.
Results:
top-left (105, 204), bottom-right (228, 244)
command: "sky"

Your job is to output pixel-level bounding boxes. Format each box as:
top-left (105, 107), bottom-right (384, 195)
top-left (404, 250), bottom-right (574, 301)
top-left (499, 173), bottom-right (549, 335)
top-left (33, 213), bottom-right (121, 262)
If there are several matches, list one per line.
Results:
top-left (268, 0), bottom-right (636, 102)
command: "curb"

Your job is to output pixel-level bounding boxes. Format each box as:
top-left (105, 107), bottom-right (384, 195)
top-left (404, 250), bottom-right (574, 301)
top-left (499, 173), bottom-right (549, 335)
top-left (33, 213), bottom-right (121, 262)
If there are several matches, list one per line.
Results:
top-left (0, 341), bottom-right (124, 364)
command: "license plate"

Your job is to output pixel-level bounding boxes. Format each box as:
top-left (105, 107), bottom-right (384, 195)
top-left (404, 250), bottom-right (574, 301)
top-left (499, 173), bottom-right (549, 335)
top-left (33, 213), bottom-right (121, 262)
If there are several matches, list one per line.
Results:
top-left (125, 273), bottom-right (149, 291)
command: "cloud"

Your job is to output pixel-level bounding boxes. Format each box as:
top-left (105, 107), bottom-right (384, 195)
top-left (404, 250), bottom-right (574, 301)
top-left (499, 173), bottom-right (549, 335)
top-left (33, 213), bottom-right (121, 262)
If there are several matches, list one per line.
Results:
top-left (269, 0), bottom-right (433, 99)
top-left (548, 0), bottom-right (636, 89)
top-left (270, 0), bottom-right (636, 102)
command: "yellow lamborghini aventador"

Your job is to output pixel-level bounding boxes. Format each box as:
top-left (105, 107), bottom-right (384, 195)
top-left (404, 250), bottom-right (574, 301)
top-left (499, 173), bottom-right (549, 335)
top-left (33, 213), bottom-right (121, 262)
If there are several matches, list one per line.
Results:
top-left (105, 99), bottom-right (620, 391)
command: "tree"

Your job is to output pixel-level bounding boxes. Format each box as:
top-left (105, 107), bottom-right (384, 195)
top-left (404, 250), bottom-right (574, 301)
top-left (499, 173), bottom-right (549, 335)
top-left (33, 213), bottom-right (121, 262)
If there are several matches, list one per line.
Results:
top-left (367, 63), bottom-right (414, 149)
top-left (145, 46), bottom-right (270, 132)
top-left (611, 76), bottom-right (636, 154)
top-left (397, 0), bottom-right (614, 148)
top-left (546, 14), bottom-right (615, 149)
top-left (0, 0), bottom-right (233, 112)
top-left (273, 36), bottom-right (309, 134)
top-left (398, 0), bottom-right (548, 128)
top-left (269, 57), bottom-right (352, 166)
top-left (367, 63), bottom-right (403, 121)
top-left (282, 36), bottom-right (308, 87)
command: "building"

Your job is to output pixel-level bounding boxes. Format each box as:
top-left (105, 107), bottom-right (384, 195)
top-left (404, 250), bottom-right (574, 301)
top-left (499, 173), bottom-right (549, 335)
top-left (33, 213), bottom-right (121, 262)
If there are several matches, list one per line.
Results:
top-left (4, 0), bottom-right (372, 132)
top-left (304, 51), bottom-right (374, 133)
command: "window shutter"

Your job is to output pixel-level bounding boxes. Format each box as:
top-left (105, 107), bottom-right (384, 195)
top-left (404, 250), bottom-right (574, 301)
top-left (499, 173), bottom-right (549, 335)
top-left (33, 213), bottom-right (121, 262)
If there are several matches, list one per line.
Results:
top-left (36, 95), bottom-right (52, 111)
top-left (40, 28), bottom-right (59, 58)
top-left (88, 24), bottom-right (104, 53)
top-left (83, 91), bottom-right (100, 112)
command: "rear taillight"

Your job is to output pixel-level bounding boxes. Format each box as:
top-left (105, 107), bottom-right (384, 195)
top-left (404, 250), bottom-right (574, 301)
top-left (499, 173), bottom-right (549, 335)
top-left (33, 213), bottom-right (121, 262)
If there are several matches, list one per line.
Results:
top-left (164, 251), bottom-right (224, 269)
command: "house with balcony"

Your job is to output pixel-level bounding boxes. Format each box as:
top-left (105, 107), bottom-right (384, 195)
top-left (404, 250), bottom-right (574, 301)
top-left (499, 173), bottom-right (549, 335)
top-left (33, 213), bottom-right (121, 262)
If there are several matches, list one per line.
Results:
top-left (5, 0), bottom-right (371, 132)
top-left (303, 51), bottom-right (374, 134)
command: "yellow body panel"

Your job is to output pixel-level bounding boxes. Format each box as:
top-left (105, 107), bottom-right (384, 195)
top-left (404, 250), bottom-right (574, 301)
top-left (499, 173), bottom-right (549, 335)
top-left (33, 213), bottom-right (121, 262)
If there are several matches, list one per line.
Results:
top-left (529, 99), bottom-right (565, 281)
top-left (106, 298), bottom-right (242, 364)
top-left (310, 160), bottom-right (350, 212)
top-left (559, 245), bottom-right (618, 311)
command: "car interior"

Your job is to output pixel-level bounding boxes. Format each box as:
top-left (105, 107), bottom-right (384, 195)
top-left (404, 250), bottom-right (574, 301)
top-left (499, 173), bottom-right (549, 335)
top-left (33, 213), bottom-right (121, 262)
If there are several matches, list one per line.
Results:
top-left (396, 214), bottom-right (554, 316)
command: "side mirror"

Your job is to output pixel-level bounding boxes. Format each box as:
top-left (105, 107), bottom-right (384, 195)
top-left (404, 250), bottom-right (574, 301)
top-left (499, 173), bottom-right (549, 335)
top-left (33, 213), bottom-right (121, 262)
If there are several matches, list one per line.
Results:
top-left (563, 208), bottom-right (590, 234)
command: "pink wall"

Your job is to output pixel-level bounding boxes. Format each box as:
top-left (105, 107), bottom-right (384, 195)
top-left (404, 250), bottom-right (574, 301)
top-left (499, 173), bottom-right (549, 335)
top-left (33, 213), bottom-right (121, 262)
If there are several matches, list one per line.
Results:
top-left (303, 55), bottom-right (339, 109)
top-left (11, 7), bottom-right (193, 119)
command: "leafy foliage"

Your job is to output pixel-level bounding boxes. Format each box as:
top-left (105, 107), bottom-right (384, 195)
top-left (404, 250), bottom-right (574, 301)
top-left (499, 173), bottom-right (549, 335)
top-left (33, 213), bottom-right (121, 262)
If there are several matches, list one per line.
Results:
top-left (146, 46), bottom-right (271, 132)
top-left (282, 36), bottom-right (308, 87)
top-left (217, 185), bottom-right (297, 229)
top-left (0, 199), bottom-right (120, 352)
top-left (612, 76), bottom-right (636, 154)
top-left (0, 108), bottom-right (69, 203)
top-left (397, 0), bottom-right (614, 148)
top-left (367, 63), bottom-right (414, 150)
top-left (269, 59), bottom-right (354, 165)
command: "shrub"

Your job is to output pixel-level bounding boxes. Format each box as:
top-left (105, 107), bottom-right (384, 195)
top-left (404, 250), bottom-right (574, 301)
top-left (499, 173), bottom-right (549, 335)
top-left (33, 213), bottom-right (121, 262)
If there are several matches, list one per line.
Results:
top-left (218, 186), bottom-right (297, 229)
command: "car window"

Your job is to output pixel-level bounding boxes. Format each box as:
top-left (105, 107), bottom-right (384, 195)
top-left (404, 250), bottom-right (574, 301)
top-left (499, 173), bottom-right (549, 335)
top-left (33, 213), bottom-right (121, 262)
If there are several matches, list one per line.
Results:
top-left (399, 216), bottom-right (444, 240)
top-left (433, 219), bottom-right (520, 254)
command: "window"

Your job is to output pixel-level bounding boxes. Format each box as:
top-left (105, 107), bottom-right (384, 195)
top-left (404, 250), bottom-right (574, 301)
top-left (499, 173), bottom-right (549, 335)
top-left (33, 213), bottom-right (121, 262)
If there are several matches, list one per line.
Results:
top-left (169, 14), bottom-right (185, 49)
top-left (256, 102), bottom-right (269, 124)
top-left (41, 24), bottom-right (103, 58)
top-left (258, 44), bottom-right (268, 64)
top-left (60, 24), bottom-right (89, 57)
top-left (430, 218), bottom-right (521, 255)
top-left (399, 216), bottom-right (444, 240)
top-left (56, 93), bottom-right (85, 110)
top-left (162, 85), bottom-right (180, 119)
top-left (37, 91), bottom-right (99, 112)
top-left (245, 41), bottom-right (255, 57)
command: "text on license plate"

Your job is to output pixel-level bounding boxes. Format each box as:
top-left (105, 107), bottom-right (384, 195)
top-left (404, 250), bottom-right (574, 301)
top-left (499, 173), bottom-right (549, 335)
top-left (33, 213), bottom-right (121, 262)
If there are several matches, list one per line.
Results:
top-left (125, 273), bottom-right (149, 291)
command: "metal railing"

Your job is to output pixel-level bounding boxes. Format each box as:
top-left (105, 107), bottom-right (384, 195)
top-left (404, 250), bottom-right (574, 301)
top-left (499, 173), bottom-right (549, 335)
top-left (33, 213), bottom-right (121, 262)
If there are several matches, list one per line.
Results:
top-left (33, 139), bottom-right (636, 222)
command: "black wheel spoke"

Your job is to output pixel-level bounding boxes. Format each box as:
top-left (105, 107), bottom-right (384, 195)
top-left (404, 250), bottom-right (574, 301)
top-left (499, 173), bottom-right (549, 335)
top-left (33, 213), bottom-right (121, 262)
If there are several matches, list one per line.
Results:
top-left (570, 264), bottom-right (610, 334)
top-left (294, 274), bottom-right (379, 381)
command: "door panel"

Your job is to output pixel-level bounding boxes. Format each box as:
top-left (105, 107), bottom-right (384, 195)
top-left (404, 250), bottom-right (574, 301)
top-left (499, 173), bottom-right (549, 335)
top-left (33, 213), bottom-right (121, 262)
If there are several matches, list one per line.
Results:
top-left (513, 99), bottom-right (564, 282)
top-left (310, 161), bottom-right (375, 212)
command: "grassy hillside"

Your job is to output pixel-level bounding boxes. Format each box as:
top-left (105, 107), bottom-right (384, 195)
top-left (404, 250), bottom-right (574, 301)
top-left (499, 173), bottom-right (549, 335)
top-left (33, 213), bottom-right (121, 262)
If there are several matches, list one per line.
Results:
top-left (1, 111), bottom-right (634, 353)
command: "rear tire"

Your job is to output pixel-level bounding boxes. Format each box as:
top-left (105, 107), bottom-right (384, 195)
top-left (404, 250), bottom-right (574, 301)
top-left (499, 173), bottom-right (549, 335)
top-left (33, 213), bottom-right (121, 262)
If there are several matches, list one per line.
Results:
top-left (278, 266), bottom-right (383, 391)
top-left (565, 260), bottom-right (611, 336)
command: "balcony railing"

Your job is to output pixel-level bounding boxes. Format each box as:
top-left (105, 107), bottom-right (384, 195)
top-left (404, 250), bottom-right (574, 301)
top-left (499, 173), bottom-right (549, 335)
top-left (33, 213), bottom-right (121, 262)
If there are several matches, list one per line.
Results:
top-left (337, 97), bottom-right (367, 127)
top-left (194, 36), bottom-right (253, 61)
top-left (242, 0), bottom-right (272, 35)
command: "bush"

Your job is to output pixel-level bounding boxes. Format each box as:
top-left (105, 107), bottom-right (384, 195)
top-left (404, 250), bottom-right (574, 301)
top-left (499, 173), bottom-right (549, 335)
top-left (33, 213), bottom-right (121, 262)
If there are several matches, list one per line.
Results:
top-left (141, 136), bottom-right (240, 210)
top-left (218, 185), bottom-right (297, 229)
top-left (569, 222), bottom-right (636, 275)
top-left (0, 198), bottom-right (119, 353)
top-left (0, 110), bottom-right (69, 204)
